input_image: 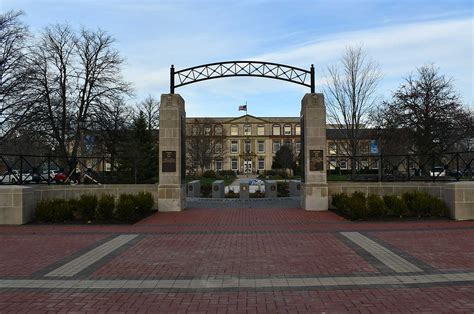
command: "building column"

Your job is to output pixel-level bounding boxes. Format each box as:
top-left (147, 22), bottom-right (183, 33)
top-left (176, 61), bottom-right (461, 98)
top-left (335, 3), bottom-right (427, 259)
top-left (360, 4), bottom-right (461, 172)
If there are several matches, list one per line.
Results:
top-left (157, 94), bottom-right (186, 212)
top-left (301, 93), bottom-right (328, 211)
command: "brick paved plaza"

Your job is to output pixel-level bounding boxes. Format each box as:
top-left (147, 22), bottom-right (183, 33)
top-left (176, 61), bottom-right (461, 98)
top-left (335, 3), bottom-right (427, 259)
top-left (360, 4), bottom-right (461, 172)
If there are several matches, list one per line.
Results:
top-left (0, 207), bottom-right (473, 313)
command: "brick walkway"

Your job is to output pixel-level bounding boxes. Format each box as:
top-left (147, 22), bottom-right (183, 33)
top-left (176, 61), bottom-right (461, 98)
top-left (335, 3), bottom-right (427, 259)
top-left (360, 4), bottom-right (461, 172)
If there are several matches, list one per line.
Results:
top-left (0, 207), bottom-right (473, 313)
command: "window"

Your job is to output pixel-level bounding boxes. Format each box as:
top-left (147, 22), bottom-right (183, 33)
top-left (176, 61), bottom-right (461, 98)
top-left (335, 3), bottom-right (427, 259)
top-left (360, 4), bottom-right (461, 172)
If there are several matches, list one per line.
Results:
top-left (204, 125), bottom-right (211, 136)
top-left (215, 125), bottom-right (223, 136)
top-left (284, 124), bottom-right (292, 135)
top-left (258, 158), bottom-right (265, 170)
top-left (272, 124), bottom-right (281, 136)
top-left (231, 140), bottom-right (238, 153)
top-left (231, 125), bottom-right (238, 136)
top-left (360, 158), bottom-right (368, 170)
top-left (215, 160), bottom-right (222, 171)
top-left (215, 142), bottom-right (222, 154)
top-left (295, 124), bottom-right (301, 136)
top-left (244, 124), bottom-right (251, 136)
top-left (244, 140), bottom-right (251, 153)
top-left (273, 140), bottom-right (281, 153)
top-left (231, 158), bottom-right (238, 171)
top-left (257, 125), bottom-right (265, 136)
top-left (285, 140), bottom-right (292, 148)
top-left (258, 140), bottom-right (265, 153)
top-left (340, 159), bottom-right (348, 170)
top-left (371, 158), bottom-right (379, 170)
top-left (192, 125), bottom-right (199, 136)
top-left (328, 142), bottom-right (337, 155)
top-left (295, 142), bottom-right (301, 154)
top-left (329, 158), bottom-right (336, 170)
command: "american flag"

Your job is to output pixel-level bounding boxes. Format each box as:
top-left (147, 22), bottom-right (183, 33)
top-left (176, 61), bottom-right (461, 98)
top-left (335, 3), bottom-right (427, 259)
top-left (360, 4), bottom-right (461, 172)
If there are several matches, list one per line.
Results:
top-left (238, 105), bottom-right (247, 111)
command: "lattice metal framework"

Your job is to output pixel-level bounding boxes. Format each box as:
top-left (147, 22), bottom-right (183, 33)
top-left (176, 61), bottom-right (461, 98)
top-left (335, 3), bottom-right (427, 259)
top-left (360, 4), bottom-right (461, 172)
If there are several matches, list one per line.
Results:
top-left (170, 61), bottom-right (315, 93)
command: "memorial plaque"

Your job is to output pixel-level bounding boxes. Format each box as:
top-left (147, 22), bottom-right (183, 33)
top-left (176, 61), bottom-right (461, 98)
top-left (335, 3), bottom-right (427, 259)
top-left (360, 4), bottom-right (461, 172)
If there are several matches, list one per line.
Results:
top-left (162, 151), bottom-right (176, 172)
top-left (309, 150), bottom-right (324, 171)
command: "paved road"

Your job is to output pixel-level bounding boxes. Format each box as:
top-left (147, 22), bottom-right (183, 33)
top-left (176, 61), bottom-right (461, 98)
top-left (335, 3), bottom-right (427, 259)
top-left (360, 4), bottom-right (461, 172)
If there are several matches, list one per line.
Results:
top-left (0, 208), bottom-right (473, 312)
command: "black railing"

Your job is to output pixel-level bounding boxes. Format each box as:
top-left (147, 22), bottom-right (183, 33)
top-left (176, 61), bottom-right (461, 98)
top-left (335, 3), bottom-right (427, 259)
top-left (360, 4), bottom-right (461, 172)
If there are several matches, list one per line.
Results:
top-left (327, 151), bottom-right (474, 182)
top-left (1, 151), bottom-right (472, 185)
top-left (0, 153), bottom-right (158, 185)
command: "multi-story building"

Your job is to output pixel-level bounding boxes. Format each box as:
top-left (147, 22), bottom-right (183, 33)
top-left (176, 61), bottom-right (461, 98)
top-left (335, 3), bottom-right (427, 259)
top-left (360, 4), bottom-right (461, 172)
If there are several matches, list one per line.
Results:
top-left (186, 114), bottom-right (377, 174)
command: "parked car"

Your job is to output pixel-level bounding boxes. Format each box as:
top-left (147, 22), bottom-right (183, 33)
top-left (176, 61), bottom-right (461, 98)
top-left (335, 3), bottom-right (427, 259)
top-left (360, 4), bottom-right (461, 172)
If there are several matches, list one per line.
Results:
top-left (23, 171), bottom-right (41, 183)
top-left (53, 172), bottom-right (67, 183)
top-left (41, 170), bottom-right (60, 182)
top-left (0, 170), bottom-right (21, 183)
top-left (429, 166), bottom-right (446, 177)
top-left (0, 170), bottom-right (37, 184)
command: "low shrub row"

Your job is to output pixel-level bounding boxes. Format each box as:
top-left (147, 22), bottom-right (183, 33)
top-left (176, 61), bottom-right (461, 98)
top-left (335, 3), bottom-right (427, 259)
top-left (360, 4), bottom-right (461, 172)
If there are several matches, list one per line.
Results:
top-left (35, 192), bottom-right (155, 223)
top-left (332, 191), bottom-right (448, 220)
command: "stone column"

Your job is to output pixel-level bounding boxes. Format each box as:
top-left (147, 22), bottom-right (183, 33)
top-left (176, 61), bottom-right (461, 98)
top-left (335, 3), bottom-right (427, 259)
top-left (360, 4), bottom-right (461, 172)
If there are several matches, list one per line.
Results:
top-left (300, 93), bottom-right (328, 211)
top-left (157, 94), bottom-right (186, 212)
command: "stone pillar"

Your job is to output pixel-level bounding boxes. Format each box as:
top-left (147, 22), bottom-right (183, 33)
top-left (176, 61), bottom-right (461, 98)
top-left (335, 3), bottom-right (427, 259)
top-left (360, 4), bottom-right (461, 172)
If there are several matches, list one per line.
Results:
top-left (157, 94), bottom-right (186, 212)
top-left (300, 93), bottom-right (328, 211)
top-left (212, 180), bottom-right (225, 198)
top-left (187, 180), bottom-right (201, 198)
top-left (289, 180), bottom-right (301, 197)
top-left (265, 180), bottom-right (277, 198)
top-left (0, 186), bottom-right (36, 225)
top-left (239, 182), bottom-right (249, 199)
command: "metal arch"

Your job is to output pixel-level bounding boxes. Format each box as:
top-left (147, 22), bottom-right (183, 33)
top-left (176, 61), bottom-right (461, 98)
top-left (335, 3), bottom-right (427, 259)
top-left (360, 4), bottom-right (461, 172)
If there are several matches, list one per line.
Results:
top-left (170, 61), bottom-right (315, 93)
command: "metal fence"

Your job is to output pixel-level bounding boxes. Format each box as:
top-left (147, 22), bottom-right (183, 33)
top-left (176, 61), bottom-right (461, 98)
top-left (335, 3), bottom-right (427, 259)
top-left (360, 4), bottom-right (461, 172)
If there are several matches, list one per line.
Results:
top-left (327, 151), bottom-right (474, 182)
top-left (1, 151), bottom-right (473, 185)
top-left (0, 153), bottom-right (157, 185)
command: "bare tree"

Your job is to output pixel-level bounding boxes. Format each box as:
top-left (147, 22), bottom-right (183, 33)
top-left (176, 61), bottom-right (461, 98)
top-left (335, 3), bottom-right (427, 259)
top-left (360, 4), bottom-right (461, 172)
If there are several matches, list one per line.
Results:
top-left (324, 45), bottom-right (381, 178)
top-left (376, 64), bottom-right (473, 154)
top-left (26, 24), bottom-right (132, 171)
top-left (91, 98), bottom-right (134, 164)
top-left (186, 120), bottom-right (225, 175)
top-left (138, 95), bottom-right (159, 130)
top-left (0, 10), bottom-right (33, 140)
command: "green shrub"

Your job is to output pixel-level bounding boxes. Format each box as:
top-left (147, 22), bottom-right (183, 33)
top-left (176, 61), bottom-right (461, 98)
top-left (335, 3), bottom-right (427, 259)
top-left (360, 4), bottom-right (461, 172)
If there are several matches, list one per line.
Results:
top-left (202, 170), bottom-right (216, 178)
top-left (348, 191), bottom-right (367, 220)
top-left (135, 192), bottom-right (154, 214)
top-left (403, 191), bottom-right (448, 217)
top-left (250, 191), bottom-right (265, 198)
top-left (97, 195), bottom-right (115, 221)
top-left (77, 194), bottom-right (98, 221)
top-left (367, 194), bottom-right (387, 219)
top-left (201, 183), bottom-right (212, 197)
top-left (277, 182), bottom-right (289, 197)
top-left (225, 190), bottom-right (239, 198)
top-left (430, 197), bottom-right (449, 217)
top-left (217, 170), bottom-right (236, 178)
top-left (115, 194), bottom-right (137, 222)
top-left (383, 195), bottom-right (407, 217)
top-left (332, 193), bottom-right (350, 212)
top-left (35, 199), bottom-right (74, 223)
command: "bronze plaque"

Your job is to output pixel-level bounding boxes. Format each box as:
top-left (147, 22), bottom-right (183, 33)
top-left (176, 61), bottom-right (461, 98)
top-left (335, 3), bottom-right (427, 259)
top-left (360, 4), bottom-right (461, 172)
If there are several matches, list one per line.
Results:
top-left (309, 150), bottom-right (324, 171)
top-left (162, 151), bottom-right (176, 172)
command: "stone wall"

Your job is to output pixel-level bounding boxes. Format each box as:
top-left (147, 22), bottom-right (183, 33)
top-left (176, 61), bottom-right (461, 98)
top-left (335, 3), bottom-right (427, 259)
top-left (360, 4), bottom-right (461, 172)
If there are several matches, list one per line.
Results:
top-left (1, 181), bottom-right (473, 225)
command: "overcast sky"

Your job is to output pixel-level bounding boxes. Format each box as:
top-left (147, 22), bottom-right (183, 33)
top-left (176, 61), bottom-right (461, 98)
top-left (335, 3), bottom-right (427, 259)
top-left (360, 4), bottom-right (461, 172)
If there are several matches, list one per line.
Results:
top-left (3, 0), bottom-right (473, 117)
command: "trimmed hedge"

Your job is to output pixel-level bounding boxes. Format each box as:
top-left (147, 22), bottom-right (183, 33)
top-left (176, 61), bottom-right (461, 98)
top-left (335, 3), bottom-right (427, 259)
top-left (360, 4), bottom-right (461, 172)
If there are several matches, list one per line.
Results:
top-left (97, 194), bottom-right (115, 221)
top-left (332, 191), bottom-right (448, 220)
top-left (36, 199), bottom-right (75, 223)
top-left (34, 192), bottom-right (155, 224)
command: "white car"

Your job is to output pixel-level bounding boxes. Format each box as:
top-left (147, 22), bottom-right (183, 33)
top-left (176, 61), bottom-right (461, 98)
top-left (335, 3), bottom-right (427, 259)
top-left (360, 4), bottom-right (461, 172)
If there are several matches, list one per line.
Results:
top-left (429, 167), bottom-right (446, 177)
top-left (0, 170), bottom-right (21, 183)
top-left (41, 170), bottom-right (60, 182)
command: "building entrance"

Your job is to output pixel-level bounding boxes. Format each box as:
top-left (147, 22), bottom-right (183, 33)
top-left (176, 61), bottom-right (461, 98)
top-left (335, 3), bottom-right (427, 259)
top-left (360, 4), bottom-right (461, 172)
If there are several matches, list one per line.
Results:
top-left (244, 160), bottom-right (252, 174)
top-left (158, 61), bottom-right (328, 212)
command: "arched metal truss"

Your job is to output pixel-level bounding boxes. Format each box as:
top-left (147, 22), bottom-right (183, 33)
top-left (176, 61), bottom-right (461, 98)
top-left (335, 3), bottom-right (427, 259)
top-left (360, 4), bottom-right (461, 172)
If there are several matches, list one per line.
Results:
top-left (170, 61), bottom-right (315, 93)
